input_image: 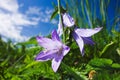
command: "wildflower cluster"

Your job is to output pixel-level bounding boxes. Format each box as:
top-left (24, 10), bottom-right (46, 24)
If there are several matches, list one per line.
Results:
top-left (35, 2), bottom-right (102, 72)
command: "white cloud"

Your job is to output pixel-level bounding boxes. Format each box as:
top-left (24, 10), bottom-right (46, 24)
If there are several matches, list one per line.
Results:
top-left (0, 0), bottom-right (18, 13)
top-left (0, 0), bottom-right (39, 42)
top-left (26, 6), bottom-right (58, 24)
top-left (26, 7), bottom-right (41, 15)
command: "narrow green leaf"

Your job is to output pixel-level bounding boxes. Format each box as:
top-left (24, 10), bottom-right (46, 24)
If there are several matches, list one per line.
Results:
top-left (50, 7), bottom-right (58, 20)
top-left (111, 63), bottom-right (120, 69)
top-left (25, 61), bottom-right (39, 69)
top-left (116, 48), bottom-right (120, 56)
top-left (89, 58), bottom-right (113, 67)
top-left (11, 76), bottom-right (21, 80)
top-left (17, 37), bottom-right (37, 45)
top-left (19, 61), bottom-right (39, 72)
top-left (99, 41), bottom-right (115, 57)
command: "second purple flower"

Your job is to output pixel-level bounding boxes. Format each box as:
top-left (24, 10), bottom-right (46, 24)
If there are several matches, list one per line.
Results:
top-left (61, 13), bottom-right (102, 56)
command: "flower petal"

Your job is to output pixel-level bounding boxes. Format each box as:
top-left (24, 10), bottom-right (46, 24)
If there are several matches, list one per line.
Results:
top-left (63, 13), bottom-right (75, 27)
top-left (35, 50), bottom-right (57, 61)
top-left (57, 22), bottom-right (63, 36)
top-left (36, 36), bottom-right (57, 50)
top-left (52, 30), bottom-right (60, 41)
top-left (52, 54), bottom-right (63, 72)
top-left (75, 27), bottom-right (102, 37)
top-left (73, 31), bottom-right (84, 56)
top-left (62, 45), bottom-right (70, 56)
top-left (82, 37), bottom-right (95, 45)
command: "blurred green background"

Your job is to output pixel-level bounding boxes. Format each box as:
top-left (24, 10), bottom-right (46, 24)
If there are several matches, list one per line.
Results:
top-left (0, 0), bottom-right (120, 80)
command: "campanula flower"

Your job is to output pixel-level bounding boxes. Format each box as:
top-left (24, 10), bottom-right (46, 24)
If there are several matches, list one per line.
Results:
top-left (61, 13), bottom-right (102, 56)
top-left (72, 27), bottom-right (102, 56)
top-left (57, 13), bottom-right (75, 36)
top-left (35, 30), bottom-right (70, 72)
top-left (62, 13), bottom-right (75, 27)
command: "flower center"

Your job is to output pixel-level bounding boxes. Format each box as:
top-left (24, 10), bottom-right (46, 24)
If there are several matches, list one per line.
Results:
top-left (57, 45), bottom-right (63, 55)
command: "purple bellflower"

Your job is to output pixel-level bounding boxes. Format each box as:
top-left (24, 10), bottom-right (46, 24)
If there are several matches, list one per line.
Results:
top-left (35, 30), bottom-right (70, 72)
top-left (72, 27), bottom-right (102, 56)
top-left (62, 13), bottom-right (75, 27)
top-left (57, 13), bottom-right (75, 36)
top-left (61, 13), bottom-right (102, 56)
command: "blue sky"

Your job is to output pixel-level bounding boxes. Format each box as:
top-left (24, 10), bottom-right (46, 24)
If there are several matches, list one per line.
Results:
top-left (0, 0), bottom-right (58, 42)
top-left (0, 0), bottom-right (119, 42)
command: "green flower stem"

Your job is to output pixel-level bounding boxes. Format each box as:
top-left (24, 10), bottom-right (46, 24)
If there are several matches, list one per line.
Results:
top-left (57, 0), bottom-right (65, 43)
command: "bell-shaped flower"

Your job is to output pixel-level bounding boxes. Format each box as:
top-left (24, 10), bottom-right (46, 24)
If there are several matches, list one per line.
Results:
top-left (57, 21), bottom-right (63, 36)
top-left (72, 27), bottom-right (102, 56)
top-left (35, 30), bottom-right (70, 72)
top-left (62, 13), bottom-right (75, 27)
top-left (57, 13), bottom-right (75, 36)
